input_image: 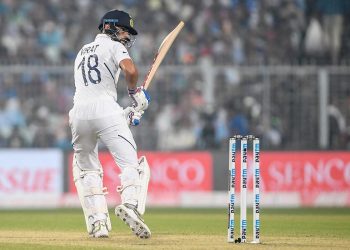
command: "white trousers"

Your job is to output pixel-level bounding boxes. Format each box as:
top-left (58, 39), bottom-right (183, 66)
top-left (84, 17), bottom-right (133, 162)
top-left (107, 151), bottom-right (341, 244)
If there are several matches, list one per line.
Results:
top-left (69, 100), bottom-right (140, 205)
top-left (69, 100), bottom-right (138, 169)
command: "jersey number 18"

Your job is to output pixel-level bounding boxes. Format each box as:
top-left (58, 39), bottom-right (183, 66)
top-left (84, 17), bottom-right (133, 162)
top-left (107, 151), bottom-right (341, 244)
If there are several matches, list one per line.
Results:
top-left (78, 54), bottom-right (101, 86)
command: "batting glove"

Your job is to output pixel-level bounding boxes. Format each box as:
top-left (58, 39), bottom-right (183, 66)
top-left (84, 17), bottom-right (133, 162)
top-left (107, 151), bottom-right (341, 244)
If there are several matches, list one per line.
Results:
top-left (123, 106), bottom-right (144, 126)
top-left (128, 87), bottom-right (151, 112)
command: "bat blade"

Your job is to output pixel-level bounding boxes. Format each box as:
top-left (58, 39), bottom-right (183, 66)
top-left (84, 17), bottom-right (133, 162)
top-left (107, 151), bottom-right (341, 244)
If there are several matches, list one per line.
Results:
top-left (142, 21), bottom-right (185, 90)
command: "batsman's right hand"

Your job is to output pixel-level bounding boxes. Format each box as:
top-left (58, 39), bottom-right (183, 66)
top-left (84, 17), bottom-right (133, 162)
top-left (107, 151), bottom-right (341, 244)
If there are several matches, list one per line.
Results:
top-left (123, 106), bottom-right (144, 126)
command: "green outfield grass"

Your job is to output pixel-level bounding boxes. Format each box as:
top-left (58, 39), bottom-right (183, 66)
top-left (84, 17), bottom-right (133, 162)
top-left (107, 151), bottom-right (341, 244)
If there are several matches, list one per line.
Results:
top-left (0, 208), bottom-right (349, 249)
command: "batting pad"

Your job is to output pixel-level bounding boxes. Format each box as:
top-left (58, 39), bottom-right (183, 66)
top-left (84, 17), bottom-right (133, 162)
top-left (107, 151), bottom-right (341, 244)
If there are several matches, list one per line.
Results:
top-left (137, 156), bottom-right (150, 215)
top-left (73, 159), bottom-right (111, 234)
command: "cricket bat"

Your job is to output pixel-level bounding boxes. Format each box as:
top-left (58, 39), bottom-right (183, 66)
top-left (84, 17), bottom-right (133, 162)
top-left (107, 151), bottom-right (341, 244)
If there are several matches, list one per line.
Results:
top-left (142, 21), bottom-right (185, 90)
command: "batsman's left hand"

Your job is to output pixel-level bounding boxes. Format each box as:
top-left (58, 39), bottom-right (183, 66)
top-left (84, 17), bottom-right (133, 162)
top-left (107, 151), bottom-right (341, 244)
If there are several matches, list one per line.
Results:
top-left (128, 86), bottom-right (151, 112)
top-left (123, 106), bottom-right (144, 126)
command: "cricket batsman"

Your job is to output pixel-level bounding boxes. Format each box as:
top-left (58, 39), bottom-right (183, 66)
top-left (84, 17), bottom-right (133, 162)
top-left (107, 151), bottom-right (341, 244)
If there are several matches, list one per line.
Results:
top-left (68, 9), bottom-right (151, 239)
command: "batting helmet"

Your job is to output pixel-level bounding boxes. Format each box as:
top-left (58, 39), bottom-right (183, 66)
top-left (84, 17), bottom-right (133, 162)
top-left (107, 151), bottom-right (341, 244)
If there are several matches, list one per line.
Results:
top-left (98, 9), bottom-right (138, 35)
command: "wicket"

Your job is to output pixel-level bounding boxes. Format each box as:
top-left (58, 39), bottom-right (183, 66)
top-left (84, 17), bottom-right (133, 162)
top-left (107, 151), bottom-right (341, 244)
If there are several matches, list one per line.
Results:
top-left (227, 135), bottom-right (260, 244)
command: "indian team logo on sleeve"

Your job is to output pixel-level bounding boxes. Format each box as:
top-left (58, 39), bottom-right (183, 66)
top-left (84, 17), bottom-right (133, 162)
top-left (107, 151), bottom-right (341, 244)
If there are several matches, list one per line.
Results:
top-left (130, 18), bottom-right (134, 27)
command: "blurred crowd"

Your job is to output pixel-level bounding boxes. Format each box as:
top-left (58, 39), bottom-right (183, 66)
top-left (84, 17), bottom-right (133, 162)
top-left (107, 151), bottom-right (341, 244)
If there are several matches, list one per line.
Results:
top-left (0, 0), bottom-right (349, 150)
top-left (1, 0), bottom-right (350, 65)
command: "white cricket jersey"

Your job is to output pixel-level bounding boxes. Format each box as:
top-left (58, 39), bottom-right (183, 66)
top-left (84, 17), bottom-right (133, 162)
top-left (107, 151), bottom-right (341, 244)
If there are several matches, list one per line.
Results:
top-left (73, 34), bottom-right (131, 105)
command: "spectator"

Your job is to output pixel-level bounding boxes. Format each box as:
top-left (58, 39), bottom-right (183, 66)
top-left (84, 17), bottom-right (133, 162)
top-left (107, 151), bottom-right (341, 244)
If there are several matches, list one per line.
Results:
top-left (316, 0), bottom-right (347, 64)
top-left (7, 125), bottom-right (26, 148)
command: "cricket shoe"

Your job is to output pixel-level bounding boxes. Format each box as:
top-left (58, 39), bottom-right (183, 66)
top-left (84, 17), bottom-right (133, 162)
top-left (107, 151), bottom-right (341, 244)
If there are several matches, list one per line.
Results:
top-left (91, 220), bottom-right (109, 238)
top-left (115, 203), bottom-right (151, 239)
